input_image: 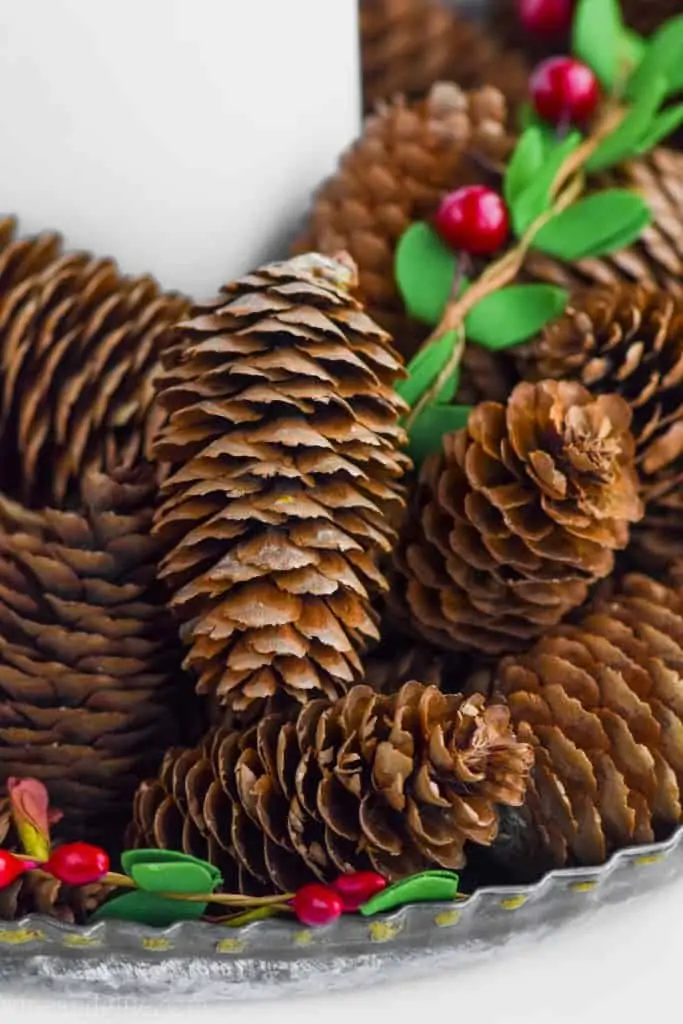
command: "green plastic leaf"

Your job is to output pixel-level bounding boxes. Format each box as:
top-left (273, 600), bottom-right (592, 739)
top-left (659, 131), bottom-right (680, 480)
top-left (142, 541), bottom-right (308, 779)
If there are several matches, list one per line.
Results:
top-left (586, 74), bottom-right (667, 172)
top-left (91, 890), bottom-right (207, 928)
top-left (408, 404), bottom-right (471, 466)
top-left (395, 222), bottom-right (459, 326)
top-left (465, 284), bottom-right (569, 351)
top-left (619, 27), bottom-right (647, 78)
top-left (635, 103), bottom-right (683, 153)
top-left (572, 0), bottom-right (622, 90)
top-left (504, 127), bottom-right (546, 210)
top-left (359, 871), bottom-right (460, 916)
top-left (437, 364), bottom-right (460, 405)
top-left (396, 328), bottom-right (461, 408)
top-left (512, 132), bottom-right (582, 237)
top-left (121, 849), bottom-right (222, 894)
top-left (628, 16), bottom-right (683, 101)
top-left (532, 189), bottom-right (652, 260)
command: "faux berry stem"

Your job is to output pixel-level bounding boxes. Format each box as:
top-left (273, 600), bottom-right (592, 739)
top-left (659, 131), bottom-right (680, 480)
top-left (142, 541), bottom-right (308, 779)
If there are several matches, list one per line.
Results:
top-left (406, 103), bottom-right (626, 427)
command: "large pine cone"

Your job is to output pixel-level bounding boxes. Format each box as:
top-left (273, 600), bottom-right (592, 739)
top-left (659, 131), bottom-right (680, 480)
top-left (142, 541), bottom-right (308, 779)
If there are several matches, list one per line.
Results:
top-left (153, 254), bottom-right (409, 716)
top-left (0, 467), bottom-right (194, 845)
top-left (516, 285), bottom-right (683, 568)
top-left (293, 82), bottom-right (515, 364)
top-left (391, 380), bottom-right (643, 655)
top-left (494, 573), bottom-right (683, 880)
top-left (360, 0), bottom-right (530, 113)
top-left (127, 682), bottom-right (533, 893)
top-left (0, 217), bottom-right (188, 508)
top-left (0, 796), bottom-right (111, 923)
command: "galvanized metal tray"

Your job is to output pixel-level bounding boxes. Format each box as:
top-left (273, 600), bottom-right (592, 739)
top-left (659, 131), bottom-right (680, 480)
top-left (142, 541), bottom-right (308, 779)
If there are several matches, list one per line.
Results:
top-left (0, 828), bottom-right (680, 1005)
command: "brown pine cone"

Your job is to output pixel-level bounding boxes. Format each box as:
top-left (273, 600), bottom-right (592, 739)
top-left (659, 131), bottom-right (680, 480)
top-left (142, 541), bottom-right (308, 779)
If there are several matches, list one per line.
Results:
top-left (0, 796), bottom-right (111, 922)
top-left (0, 467), bottom-right (195, 845)
top-left (516, 285), bottom-right (683, 568)
top-left (127, 682), bottom-right (533, 893)
top-left (495, 572), bottom-right (683, 879)
top-left (360, 0), bottom-right (530, 113)
top-left (391, 380), bottom-right (643, 656)
top-left (293, 82), bottom-right (515, 363)
top-left (524, 149), bottom-right (683, 299)
top-left (0, 217), bottom-right (188, 508)
top-left (153, 254), bottom-right (409, 716)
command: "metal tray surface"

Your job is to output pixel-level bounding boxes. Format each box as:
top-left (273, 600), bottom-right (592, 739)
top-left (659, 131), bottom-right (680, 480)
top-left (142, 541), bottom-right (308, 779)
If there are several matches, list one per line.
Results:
top-left (0, 827), bottom-right (680, 1005)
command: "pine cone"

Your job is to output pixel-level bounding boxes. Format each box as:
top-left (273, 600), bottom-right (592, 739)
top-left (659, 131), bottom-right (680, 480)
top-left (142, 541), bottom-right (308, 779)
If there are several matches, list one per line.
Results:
top-left (391, 380), bottom-right (644, 655)
top-left (153, 254), bottom-right (409, 716)
top-left (360, 0), bottom-right (530, 113)
top-left (127, 682), bottom-right (533, 893)
top-left (0, 795), bottom-right (111, 922)
top-left (495, 572), bottom-right (683, 878)
top-left (0, 217), bottom-right (188, 508)
top-left (0, 467), bottom-right (194, 845)
top-left (523, 150), bottom-right (683, 298)
top-left (516, 285), bottom-right (683, 568)
top-left (293, 82), bottom-right (515, 364)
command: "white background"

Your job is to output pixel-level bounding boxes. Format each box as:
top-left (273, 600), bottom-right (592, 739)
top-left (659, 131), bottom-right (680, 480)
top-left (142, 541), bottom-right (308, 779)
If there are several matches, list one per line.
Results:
top-left (3, 877), bottom-right (683, 1021)
top-left (0, 0), bottom-right (679, 1019)
top-left (0, 0), bottom-right (361, 296)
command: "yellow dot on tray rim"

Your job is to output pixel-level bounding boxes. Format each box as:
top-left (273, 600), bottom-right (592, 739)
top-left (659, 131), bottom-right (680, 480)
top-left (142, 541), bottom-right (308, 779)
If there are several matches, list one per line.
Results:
top-left (0, 928), bottom-right (45, 944)
top-left (499, 895), bottom-right (528, 911)
top-left (434, 909), bottom-right (461, 928)
top-left (635, 853), bottom-right (665, 867)
top-left (141, 937), bottom-right (174, 951)
top-left (293, 929), bottom-right (314, 946)
top-left (368, 920), bottom-right (403, 943)
top-left (62, 934), bottom-right (102, 948)
top-left (571, 881), bottom-right (598, 893)
top-left (216, 938), bottom-right (246, 954)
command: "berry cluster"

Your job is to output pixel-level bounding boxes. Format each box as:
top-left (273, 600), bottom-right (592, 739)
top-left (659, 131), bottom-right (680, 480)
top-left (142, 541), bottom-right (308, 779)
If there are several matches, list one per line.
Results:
top-left (0, 842), bottom-right (110, 889)
top-left (292, 872), bottom-right (387, 926)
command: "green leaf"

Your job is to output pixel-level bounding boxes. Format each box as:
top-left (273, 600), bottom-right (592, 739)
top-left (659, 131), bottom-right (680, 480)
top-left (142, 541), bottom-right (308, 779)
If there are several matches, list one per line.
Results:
top-left (628, 16), bottom-right (683, 101)
top-left (359, 871), bottom-right (460, 916)
top-left (407, 404), bottom-right (471, 466)
top-left (619, 27), bottom-right (647, 78)
top-left (394, 222), bottom-right (459, 326)
top-left (586, 74), bottom-right (667, 172)
top-left (396, 328), bottom-right (461, 408)
top-left (91, 890), bottom-right (207, 928)
top-left (635, 103), bottom-right (683, 153)
top-left (572, 0), bottom-right (623, 90)
top-left (437, 364), bottom-right (460, 405)
top-left (121, 849), bottom-right (222, 894)
top-left (511, 132), bottom-right (582, 237)
top-left (465, 284), bottom-right (569, 351)
top-left (532, 189), bottom-right (652, 260)
top-left (504, 127), bottom-right (546, 210)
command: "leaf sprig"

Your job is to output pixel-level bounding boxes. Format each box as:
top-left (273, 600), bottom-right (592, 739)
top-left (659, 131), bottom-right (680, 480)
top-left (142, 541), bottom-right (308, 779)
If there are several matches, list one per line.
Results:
top-left (395, 0), bottom-right (683, 467)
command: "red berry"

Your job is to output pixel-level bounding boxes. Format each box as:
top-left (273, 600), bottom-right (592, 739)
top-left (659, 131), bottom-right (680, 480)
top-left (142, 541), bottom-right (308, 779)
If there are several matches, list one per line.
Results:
top-left (518, 0), bottom-right (573, 37)
top-left (0, 850), bottom-right (27, 890)
top-left (45, 842), bottom-right (110, 886)
top-left (531, 56), bottom-right (600, 125)
top-left (292, 883), bottom-right (343, 927)
top-left (435, 186), bottom-right (510, 256)
top-left (332, 871), bottom-right (387, 912)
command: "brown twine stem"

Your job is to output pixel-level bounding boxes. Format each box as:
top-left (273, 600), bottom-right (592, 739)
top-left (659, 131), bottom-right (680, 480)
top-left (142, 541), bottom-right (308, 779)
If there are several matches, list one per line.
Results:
top-left (404, 103), bottom-right (626, 432)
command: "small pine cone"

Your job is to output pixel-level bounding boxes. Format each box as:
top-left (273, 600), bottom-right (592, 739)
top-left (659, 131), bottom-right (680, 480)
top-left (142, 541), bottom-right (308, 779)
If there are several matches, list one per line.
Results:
top-left (0, 217), bottom-right (188, 508)
top-left (523, 150), bottom-right (683, 298)
top-left (360, 0), bottom-right (530, 113)
top-left (516, 285), bottom-right (683, 568)
top-left (391, 380), bottom-right (644, 656)
top-left (495, 573), bottom-right (683, 879)
top-left (153, 254), bottom-right (409, 715)
top-left (0, 796), bottom-right (111, 922)
top-left (127, 682), bottom-right (533, 893)
top-left (0, 467), bottom-right (194, 845)
top-left (293, 82), bottom-right (515, 361)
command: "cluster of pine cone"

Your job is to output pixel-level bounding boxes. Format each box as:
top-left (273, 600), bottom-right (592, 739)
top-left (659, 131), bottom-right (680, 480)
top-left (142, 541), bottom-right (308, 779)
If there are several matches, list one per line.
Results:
top-left (3, 0), bottom-right (683, 921)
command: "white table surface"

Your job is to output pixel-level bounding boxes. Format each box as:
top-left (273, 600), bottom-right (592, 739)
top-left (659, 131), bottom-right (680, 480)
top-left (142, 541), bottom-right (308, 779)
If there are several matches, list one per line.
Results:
top-left (3, 874), bottom-right (681, 1022)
